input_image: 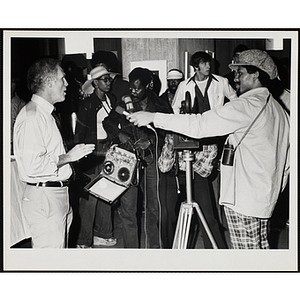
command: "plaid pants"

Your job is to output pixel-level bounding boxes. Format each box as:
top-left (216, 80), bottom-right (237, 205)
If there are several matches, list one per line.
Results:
top-left (224, 206), bottom-right (270, 249)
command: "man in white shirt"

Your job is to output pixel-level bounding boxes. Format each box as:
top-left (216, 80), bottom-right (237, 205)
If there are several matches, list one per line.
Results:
top-left (14, 58), bottom-right (95, 248)
top-left (127, 49), bottom-right (290, 249)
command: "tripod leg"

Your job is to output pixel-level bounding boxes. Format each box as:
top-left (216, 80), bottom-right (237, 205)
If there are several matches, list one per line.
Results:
top-left (194, 203), bottom-right (218, 249)
top-left (182, 205), bottom-right (193, 248)
top-left (179, 205), bottom-right (189, 248)
top-left (173, 204), bottom-right (184, 248)
top-left (172, 151), bottom-right (218, 249)
top-left (172, 211), bottom-right (180, 248)
top-left (172, 203), bottom-right (193, 249)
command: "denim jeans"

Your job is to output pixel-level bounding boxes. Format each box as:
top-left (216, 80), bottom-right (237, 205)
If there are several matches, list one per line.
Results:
top-left (77, 185), bottom-right (113, 247)
top-left (119, 158), bottom-right (161, 248)
top-left (119, 185), bottom-right (139, 248)
top-left (77, 140), bottom-right (113, 247)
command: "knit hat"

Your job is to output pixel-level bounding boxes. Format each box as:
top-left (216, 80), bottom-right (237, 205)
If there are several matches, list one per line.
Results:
top-left (82, 65), bottom-right (118, 94)
top-left (167, 69), bottom-right (184, 80)
top-left (229, 49), bottom-right (278, 80)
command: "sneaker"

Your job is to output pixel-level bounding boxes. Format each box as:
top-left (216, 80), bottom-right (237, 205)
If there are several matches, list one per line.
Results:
top-left (76, 244), bottom-right (92, 249)
top-left (93, 236), bottom-right (117, 246)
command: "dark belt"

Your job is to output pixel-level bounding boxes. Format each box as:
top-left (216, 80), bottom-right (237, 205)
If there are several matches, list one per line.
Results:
top-left (27, 180), bottom-right (70, 187)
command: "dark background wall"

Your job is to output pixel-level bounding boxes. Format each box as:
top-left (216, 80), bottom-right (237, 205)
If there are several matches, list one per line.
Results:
top-left (11, 37), bottom-right (64, 102)
top-left (10, 35), bottom-right (291, 101)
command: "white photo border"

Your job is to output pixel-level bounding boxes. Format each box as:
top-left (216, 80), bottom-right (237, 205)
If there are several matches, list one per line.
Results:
top-left (3, 29), bottom-right (298, 272)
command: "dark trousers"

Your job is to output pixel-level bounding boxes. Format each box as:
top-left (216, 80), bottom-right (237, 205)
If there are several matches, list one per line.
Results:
top-left (159, 172), bottom-right (178, 248)
top-left (142, 161), bottom-right (160, 248)
top-left (161, 171), bottom-right (227, 249)
top-left (187, 172), bottom-right (227, 248)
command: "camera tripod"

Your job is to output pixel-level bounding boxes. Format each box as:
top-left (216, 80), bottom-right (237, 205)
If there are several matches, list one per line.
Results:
top-left (172, 150), bottom-right (218, 249)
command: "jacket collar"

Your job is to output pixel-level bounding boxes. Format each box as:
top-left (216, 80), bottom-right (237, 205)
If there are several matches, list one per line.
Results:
top-left (186, 73), bottom-right (219, 85)
top-left (239, 87), bottom-right (270, 98)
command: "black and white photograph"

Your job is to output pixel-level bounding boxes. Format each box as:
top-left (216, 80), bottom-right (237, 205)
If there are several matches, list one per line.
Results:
top-left (2, 29), bottom-right (298, 273)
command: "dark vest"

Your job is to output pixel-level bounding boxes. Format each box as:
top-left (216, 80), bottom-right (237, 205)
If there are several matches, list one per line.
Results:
top-left (191, 75), bottom-right (213, 114)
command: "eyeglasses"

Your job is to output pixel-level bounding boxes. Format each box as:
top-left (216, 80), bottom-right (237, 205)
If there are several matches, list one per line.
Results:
top-left (98, 77), bottom-right (113, 83)
top-left (129, 87), bottom-right (143, 93)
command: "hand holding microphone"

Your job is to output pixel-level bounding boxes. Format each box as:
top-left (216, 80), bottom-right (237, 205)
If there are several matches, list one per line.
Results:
top-left (126, 111), bottom-right (155, 129)
top-left (116, 106), bottom-right (154, 130)
top-left (116, 96), bottom-right (155, 130)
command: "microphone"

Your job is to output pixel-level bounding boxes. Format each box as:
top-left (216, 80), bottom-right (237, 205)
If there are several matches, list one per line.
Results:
top-left (115, 106), bottom-right (154, 130)
top-left (115, 106), bottom-right (130, 116)
top-left (185, 91), bottom-right (192, 114)
top-left (179, 91), bottom-right (192, 114)
top-left (122, 95), bottom-right (134, 113)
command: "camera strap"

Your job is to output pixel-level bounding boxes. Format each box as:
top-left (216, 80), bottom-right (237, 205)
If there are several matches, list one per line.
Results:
top-left (234, 94), bottom-right (270, 152)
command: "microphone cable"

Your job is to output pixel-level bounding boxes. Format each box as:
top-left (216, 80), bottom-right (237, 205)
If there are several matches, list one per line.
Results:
top-left (142, 150), bottom-right (148, 248)
top-left (145, 125), bottom-right (163, 249)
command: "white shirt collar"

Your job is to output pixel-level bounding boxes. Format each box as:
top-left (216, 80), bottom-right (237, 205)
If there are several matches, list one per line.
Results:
top-left (31, 94), bottom-right (55, 114)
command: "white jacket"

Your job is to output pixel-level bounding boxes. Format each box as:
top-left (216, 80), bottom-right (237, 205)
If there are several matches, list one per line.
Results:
top-left (172, 74), bottom-right (237, 113)
top-left (154, 87), bottom-right (290, 218)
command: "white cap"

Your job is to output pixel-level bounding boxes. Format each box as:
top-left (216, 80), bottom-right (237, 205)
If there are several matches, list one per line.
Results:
top-left (167, 69), bottom-right (183, 80)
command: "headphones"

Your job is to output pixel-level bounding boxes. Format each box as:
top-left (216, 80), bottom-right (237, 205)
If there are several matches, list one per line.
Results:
top-left (145, 76), bottom-right (154, 90)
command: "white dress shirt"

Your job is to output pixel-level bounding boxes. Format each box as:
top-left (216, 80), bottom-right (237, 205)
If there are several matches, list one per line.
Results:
top-left (13, 94), bottom-right (72, 183)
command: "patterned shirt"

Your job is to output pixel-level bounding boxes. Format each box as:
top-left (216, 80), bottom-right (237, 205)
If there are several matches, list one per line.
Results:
top-left (158, 134), bottom-right (217, 178)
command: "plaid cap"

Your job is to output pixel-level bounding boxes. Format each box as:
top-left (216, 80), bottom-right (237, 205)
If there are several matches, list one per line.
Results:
top-left (229, 49), bottom-right (278, 80)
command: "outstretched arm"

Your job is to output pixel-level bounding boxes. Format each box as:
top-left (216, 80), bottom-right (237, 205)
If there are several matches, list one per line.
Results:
top-left (126, 111), bottom-right (156, 127)
top-left (57, 143), bottom-right (95, 168)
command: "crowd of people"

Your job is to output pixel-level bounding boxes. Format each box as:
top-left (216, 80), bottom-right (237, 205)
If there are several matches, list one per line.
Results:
top-left (12, 47), bottom-right (290, 250)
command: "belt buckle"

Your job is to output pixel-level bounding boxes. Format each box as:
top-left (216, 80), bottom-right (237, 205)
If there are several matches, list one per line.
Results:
top-left (59, 181), bottom-right (63, 187)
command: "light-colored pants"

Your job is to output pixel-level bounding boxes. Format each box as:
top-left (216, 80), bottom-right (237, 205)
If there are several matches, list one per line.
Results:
top-left (22, 185), bottom-right (73, 248)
